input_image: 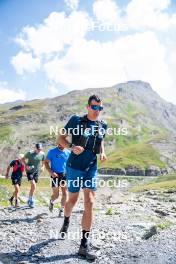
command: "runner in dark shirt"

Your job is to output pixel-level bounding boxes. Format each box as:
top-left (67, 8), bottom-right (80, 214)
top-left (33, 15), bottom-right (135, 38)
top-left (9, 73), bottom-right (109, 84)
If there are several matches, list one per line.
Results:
top-left (5, 154), bottom-right (25, 207)
top-left (58, 94), bottom-right (107, 260)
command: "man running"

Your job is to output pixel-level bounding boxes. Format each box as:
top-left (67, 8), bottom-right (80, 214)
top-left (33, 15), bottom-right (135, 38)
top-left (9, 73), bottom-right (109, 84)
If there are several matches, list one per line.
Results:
top-left (5, 154), bottom-right (25, 207)
top-left (22, 143), bottom-right (45, 208)
top-left (58, 95), bottom-right (107, 261)
top-left (44, 144), bottom-right (70, 217)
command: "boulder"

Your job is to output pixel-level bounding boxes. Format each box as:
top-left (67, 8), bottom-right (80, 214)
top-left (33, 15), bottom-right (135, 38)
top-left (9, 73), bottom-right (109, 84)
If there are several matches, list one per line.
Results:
top-left (145, 166), bottom-right (161, 176)
top-left (125, 166), bottom-right (145, 176)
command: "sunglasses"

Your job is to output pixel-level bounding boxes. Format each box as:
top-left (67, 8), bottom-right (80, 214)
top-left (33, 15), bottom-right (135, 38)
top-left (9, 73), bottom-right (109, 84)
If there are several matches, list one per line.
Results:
top-left (90, 105), bottom-right (103, 111)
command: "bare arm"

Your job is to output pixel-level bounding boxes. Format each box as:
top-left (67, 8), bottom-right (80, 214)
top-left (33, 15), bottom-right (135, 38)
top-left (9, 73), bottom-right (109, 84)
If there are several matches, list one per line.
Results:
top-left (44, 159), bottom-right (58, 178)
top-left (57, 132), bottom-right (71, 148)
top-left (22, 157), bottom-right (31, 171)
top-left (5, 165), bottom-right (11, 178)
top-left (44, 159), bottom-right (52, 174)
top-left (41, 160), bottom-right (45, 171)
top-left (22, 157), bottom-right (27, 167)
top-left (100, 140), bottom-right (105, 154)
top-left (100, 140), bottom-right (107, 162)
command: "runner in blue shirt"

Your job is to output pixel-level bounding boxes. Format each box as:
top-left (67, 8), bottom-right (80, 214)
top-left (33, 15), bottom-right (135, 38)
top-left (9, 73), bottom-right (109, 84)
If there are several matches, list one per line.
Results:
top-left (45, 144), bottom-right (70, 217)
top-left (58, 95), bottom-right (107, 260)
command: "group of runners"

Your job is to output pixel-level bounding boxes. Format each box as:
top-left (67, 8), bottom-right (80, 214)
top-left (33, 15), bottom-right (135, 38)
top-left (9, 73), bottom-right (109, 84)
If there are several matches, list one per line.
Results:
top-left (5, 94), bottom-right (107, 261)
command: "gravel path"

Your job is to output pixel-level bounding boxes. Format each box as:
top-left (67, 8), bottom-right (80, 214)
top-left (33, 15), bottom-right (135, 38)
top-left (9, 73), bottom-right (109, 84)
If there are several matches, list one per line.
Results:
top-left (0, 190), bottom-right (176, 264)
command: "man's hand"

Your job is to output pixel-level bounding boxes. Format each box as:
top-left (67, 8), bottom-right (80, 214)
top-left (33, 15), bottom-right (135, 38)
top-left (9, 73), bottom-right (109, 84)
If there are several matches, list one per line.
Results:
top-left (51, 172), bottom-right (58, 178)
top-left (5, 173), bottom-right (9, 179)
top-left (72, 146), bottom-right (85, 155)
top-left (100, 152), bottom-right (107, 162)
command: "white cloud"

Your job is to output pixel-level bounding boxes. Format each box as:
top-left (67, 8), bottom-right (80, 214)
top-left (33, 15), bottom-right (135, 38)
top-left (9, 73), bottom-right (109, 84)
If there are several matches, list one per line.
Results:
top-left (11, 51), bottom-right (40, 75)
top-left (65, 0), bottom-right (79, 10)
top-left (92, 0), bottom-right (174, 31)
top-left (14, 11), bottom-right (90, 56)
top-left (125, 0), bottom-right (172, 31)
top-left (0, 81), bottom-right (26, 104)
top-left (93, 0), bottom-right (120, 24)
top-left (44, 31), bottom-right (173, 101)
top-left (11, 2), bottom-right (176, 104)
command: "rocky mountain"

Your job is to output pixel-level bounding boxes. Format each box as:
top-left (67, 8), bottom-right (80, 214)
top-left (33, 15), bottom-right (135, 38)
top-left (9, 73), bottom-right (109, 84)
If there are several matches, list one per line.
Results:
top-left (1, 80), bottom-right (176, 175)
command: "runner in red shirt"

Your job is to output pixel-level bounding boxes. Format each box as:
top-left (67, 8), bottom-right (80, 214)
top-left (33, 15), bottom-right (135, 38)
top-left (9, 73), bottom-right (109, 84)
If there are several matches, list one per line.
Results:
top-left (5, 154), bottom-right (25, 207)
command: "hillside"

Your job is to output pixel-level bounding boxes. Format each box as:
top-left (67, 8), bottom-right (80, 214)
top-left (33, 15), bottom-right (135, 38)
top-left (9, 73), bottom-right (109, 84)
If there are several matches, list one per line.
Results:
top-left (1, 80), bottom-right (176, 175)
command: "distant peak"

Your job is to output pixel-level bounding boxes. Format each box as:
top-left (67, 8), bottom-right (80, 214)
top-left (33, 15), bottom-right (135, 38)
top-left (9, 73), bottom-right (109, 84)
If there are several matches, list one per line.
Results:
top-left (115, 80), bottom-right (151, 87)
top-left (127, 80), bottom-right (151, 86)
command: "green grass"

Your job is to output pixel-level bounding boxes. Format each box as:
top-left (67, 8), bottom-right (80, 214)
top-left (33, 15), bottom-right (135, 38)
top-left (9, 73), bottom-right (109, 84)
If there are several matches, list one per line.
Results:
top-left (104, 115), bottom-right (168, 157)
top-left (131, 174), bottom-right (176, 192)
top-left (0, 126), bottom-right (12, 142)
top-left (124, 102), bottom-right (146, 118)
top-left (105, 207), bottom-right (120, 215)
top-left (99, 143), bottom-right (165, 169)
top-left (2, 101), bottom-right (44, 123)
top-left (157, 220), bottom-right (173, 230)
top-left (31, 129), bottom-right (57, 143)
top-left (105, 207), bottom-right (114, 215)
top-left (0, 177), bottom-right (53, 206)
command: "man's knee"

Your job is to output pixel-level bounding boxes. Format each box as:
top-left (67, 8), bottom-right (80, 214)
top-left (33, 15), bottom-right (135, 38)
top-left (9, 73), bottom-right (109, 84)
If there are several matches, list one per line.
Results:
top-left (84, 191), bottom-right (95, 209)
top-left (84, 198), bottom-right (94, 209)
top-left (31, 181), bottom-right (36, 188)
top-left (15, 185), bottom-right (20, 192)
top-left (68, 193), bottom-right (79, 205)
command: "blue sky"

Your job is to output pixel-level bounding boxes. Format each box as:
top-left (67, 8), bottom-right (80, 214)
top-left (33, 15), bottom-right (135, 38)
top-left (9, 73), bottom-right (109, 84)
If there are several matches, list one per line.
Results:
top-left (0, 0), bottom-right (176, 104)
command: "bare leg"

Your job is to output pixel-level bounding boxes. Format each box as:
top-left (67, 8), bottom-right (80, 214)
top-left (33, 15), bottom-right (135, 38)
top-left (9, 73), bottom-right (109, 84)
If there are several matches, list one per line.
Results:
top-left (29, 180), bottom-right (36, 197)
top-left (81, 188), bottom-right (95, 231)
top-left (61, 186), bottom-right (68, 208)
top-left (14, 184), bottom-right (20, 199)
top-left (51, 187), bottom-right (59, 203)
top-left (64, 192), bottom-right (79, 217)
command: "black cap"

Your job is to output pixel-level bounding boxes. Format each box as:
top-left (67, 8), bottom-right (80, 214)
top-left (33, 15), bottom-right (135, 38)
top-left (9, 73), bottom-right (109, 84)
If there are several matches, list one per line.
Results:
top-left (35, 143), bottom-right (43, 150)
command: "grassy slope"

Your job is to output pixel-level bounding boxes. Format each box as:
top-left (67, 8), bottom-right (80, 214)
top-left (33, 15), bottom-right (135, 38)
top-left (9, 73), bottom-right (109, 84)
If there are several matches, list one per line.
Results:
top-left (131, 174), bottom-right (176, 192)
top-left (0, 95), bottom-right (170, 170)
top-left (99, 143), bottom-right (165, 169)
top-left (0, 126), bottom-right (12, 142)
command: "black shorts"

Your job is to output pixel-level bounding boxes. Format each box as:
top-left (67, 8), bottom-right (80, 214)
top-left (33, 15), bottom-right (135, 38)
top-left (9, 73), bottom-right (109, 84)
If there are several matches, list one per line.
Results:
top-left (50, 173), bottom-right (66, 188)
top-left (27, 172), bottom-right (39, 183)
top-left (11, 177), bottom-right (22, 186)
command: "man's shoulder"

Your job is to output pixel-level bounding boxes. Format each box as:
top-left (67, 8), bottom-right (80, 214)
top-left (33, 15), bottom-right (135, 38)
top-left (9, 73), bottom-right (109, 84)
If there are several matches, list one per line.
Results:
top-left (64, 114), bottom-right (81, 130)
top-left (25, 150), bottom-right (33, 156)
top-left (69, 114), bottom-right (81, 123)
top-left (48, 147), bottom-right (56, 151)
top-left (10, 160), bottom-right (16, 166)
top-left (48, 147), bottom-right (57, 154)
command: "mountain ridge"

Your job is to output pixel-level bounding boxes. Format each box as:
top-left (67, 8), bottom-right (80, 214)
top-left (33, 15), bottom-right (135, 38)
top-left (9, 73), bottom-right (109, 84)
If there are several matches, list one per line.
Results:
top-left (1, 80), bottom-right (176, 175)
